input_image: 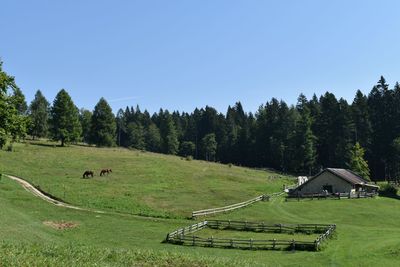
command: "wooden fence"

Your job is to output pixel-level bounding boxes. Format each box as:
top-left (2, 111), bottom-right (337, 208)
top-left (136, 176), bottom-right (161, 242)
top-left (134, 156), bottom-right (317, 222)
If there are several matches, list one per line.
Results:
top-left (191, 191), bottom-right (287, 218)
top-left (191, 195), bottom-right (267, 218)
top-left (287, 191), bottom-right (378, 201)
top-left (165, 220), bottom-right (336, 251)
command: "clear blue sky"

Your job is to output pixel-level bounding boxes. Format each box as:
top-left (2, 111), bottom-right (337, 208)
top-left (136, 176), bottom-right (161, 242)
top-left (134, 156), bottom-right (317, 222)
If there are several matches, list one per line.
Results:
top-left (2, 0), bottom-right (400, 114)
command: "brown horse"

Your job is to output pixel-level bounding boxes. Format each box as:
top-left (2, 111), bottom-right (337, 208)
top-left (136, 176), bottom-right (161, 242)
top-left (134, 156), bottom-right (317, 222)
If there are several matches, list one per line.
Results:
top-left (100, 169), bottom-right (112, 176)
top-left (82, 170), bottom-right (94, 178)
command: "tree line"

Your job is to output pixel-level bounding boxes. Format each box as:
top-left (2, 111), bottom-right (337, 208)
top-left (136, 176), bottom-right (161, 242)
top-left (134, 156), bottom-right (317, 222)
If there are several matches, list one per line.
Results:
top-left (1, 60), bottom-right (399, 180)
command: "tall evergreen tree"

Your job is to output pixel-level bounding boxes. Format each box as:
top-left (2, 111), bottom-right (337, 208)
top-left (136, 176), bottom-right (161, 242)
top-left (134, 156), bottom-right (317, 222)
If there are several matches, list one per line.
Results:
top-left (202, 133), bottom-right (217, 161)
top-left (28, 90), bottom-right (50, 139)
top-left (126, 122), bottom-right (145, 149)
top-left (79, 108), bottom-right (92, 144)
top-left (368, 76), bottom-right (392, 179)
top-left (315, 92), bottom-right (340, 168)
top-left (293, 94), bottom-right (317, 175)
top-left (10, 87), bottom-right (28, 115)
top-left (348, 142), bottom-right (371, 181)
top-left (50, 89), bottom-right (81, 146)
top-left (145, 123), bottom-right (161, 152)
top-left (351, 90), bottom-right (372, 149)
top-left (165, 120), bottom-right (179, 155)
top-left (90, 98), bottom-right (116, 147)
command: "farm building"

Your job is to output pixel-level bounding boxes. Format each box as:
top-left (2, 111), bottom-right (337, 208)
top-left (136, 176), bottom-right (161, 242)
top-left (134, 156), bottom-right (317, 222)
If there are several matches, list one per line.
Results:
top-left (289, 168), bottom-right (379, 197)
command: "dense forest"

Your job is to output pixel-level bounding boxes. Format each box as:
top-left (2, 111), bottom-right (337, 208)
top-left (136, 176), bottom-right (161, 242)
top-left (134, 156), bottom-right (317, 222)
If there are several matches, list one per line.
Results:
top-left (1, 60), bottom-right (400, 181)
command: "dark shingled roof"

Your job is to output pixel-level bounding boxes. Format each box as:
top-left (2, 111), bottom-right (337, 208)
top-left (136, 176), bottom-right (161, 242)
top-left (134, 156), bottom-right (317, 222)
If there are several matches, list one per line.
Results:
top-left (326, 168), bottom-right (368, 185)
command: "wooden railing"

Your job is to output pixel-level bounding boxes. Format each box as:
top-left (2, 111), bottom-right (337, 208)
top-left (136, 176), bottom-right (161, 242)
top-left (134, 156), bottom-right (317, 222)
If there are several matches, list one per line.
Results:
top-left (165, 220), bottom-right (336, 251)
top-left (191, 195), bottom-right (267, 218)
top-left (287, 191), bottom-right (378, 201)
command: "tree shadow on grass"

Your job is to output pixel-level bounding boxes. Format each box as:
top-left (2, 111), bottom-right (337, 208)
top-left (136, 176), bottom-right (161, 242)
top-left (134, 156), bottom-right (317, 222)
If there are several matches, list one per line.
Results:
top-left (26, 142), bottom-right (63, 148)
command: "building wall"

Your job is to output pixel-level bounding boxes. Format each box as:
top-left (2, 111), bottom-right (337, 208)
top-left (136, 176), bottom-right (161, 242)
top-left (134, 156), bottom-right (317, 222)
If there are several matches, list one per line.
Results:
top-left (295, 171), bottom-right (353, 195)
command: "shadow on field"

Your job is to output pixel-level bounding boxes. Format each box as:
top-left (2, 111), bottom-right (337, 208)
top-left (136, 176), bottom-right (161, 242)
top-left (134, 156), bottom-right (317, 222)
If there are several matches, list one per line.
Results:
top-left (26, 141), bottom-right (93, 148)
top-left (24, 141), bottom-right (63, 148)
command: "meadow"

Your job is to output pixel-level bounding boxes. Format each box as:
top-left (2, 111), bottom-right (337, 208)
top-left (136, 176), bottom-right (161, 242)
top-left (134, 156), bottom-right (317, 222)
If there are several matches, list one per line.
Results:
top-left (1, 141), bottom-right (400, 266)
top-left (0, 142), bottom-right (288, 218)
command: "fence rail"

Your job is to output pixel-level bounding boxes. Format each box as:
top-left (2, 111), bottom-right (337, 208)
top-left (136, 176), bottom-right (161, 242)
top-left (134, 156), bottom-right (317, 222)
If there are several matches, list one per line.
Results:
top-left (206, 220), bottom-right (331, 233)
top-left (192, 195), bottom-right (267, 218)
top-left (191, 190), bottom-right (289, 218)
top-left (165, 220), bottom-right (336, 251)
top-left (287, 191), bottom-right (378, 201)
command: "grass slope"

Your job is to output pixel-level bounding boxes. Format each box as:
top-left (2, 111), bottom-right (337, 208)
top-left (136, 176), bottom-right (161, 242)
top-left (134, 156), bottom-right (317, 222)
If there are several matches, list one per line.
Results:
top-left (2, 142), bottom-right (400, 266)
top-left (0, 141), bottom-right (290, 218)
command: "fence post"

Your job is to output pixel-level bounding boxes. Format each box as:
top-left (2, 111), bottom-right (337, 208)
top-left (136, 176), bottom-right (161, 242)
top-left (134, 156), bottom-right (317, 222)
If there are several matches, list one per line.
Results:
top-left (273, 239), bottom-right (276, 249)
top-left (250, 238), bottom-right (253, 249)
top-left (210, 236), bottom-right (214, 247)
top-left (292, 239), bottom-right (296, 251)
top-left (230, 239), bottom-right (234, 247)
top-left (166, 233), bottom-right (170, 242)
top-left (192, 235), bottom-right (196, 246)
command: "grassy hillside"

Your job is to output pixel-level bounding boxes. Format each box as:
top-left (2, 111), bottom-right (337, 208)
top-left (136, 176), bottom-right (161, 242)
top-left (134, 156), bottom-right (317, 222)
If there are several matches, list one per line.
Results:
top-left (0, 141), bottom-right (291, 218)
top-left (2, 142), bottom-right (400, 266)
top-left (2, 173), bottom-right (400, 266)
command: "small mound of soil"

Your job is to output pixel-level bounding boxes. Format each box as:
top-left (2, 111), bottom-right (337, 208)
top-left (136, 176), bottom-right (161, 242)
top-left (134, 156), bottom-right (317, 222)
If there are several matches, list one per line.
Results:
top-left (43, 221), bottom-right (78, 230)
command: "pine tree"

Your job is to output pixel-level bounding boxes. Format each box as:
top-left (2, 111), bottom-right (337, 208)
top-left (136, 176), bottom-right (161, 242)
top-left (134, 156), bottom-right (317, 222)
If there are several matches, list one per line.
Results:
top-left (348, 142), bottom-right (371, 181)
top-left (165, 118), bottom-right (179, 155)
top-left (10, 87), bottom-right (28, 115)
top-left (50, 89), bottom-right (81, 146)
top-left (79, 109), bottom-right (92, 144)
top-left (145, 123), bottom-right (161, 152)
top-left (90, 98), bottom-right (116, 147)
top-left (28, 90), bottom-right (50, 139)
top-left (202, 133), bottom-right (217, 161)
top-left (294, 94), bottom-right (317, 175)
top-left (126, 122), bottom-right (145, 150)
top-left (315, 92), bottom-right (340, 168)
top-left (351, 90), bottom-right (371, 149)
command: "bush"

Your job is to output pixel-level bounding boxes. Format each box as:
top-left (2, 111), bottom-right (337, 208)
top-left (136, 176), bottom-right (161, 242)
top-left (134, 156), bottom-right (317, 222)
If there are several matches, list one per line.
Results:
top-left (6, 143), bottom-right (13, 152)
top-left (379, 183), bottom-right (398, 197)
top-left (186, 156), bottom-right (193, 161)
top-left (228, 163), bottom-right (233, 168)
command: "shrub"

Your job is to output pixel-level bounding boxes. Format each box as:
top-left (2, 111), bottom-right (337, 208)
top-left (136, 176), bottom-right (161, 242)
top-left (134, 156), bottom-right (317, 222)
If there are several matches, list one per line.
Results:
top-left (6, 143), bottom-right (13, 152)
top-left (379, 183), bottom-right (398, 197)
top-left (228, 163), bottom-right (233, 168)
top-left (186, 156), bottom-right (193, 161)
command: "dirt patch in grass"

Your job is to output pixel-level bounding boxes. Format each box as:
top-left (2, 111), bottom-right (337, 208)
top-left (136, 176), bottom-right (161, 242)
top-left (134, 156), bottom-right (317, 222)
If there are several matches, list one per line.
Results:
top-left (43, 221), bottom-right (78, 230)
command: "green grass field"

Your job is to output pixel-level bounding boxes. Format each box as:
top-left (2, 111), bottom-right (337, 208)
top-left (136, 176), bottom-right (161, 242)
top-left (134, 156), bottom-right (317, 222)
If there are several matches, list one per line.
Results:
top-left (1, 141), bottom-right (400, 266)
top-left (0, 142), bottom-right (289, 218)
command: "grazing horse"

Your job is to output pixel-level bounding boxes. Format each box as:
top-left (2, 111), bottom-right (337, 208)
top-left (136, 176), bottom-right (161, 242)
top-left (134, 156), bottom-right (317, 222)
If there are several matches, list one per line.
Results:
top-left (82, 170), bottom-right (94, 178)
top-left (100, 169), bottom-right (112, 176)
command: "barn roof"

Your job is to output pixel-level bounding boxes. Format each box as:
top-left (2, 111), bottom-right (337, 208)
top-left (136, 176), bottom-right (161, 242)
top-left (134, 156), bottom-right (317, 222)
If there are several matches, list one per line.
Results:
top-left (295, 168), bottom-right (369, 191)
top-left (326, 168), bottom-right (368, 185)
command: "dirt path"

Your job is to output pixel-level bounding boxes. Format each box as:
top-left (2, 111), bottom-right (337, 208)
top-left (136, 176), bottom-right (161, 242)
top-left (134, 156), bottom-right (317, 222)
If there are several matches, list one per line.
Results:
top-left (5, 174), bottom-right (104, 213)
